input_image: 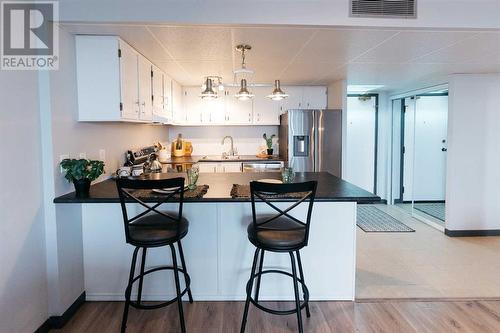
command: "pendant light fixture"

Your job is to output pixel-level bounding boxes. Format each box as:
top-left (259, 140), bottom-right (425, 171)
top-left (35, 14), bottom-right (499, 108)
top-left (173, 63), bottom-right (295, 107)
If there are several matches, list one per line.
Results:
top-left (200, 77), bottom-right (217, 100)
top-left (267, 80), bottom-right (289, 101)
top-left (235, 78), bottom-right (254, 100)
top-left (234, 44), bottom-right (255, 100)
top-left (201, 76), bottom-right (224, 92)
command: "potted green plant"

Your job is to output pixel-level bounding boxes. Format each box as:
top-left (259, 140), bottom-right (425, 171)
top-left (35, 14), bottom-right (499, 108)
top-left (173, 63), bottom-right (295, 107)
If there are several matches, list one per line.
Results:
top-left (60, 158), bottom-right (105, 198)
top-left (263, 133), bottom-right (276, 156)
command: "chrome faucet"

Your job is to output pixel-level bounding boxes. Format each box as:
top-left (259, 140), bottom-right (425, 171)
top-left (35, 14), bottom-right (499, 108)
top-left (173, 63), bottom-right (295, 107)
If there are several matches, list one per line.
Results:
top-left (221, 135), bottom-right (236, 156)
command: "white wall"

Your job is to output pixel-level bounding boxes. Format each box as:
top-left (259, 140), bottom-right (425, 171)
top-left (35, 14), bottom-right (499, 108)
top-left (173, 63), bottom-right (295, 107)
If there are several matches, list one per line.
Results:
top-left (375, 92), bottom-right (391, 200)
top-left (345, 96), bottom-right (376, 193)
top-left (41, 27), bottom-right (170, 317)
top-left (168, 126), bottom-right (278, 156)
top-left (58, 0), bottom-right (500, 29)
top-left (446, 74), bottom-right (500, 231)
top-left (0, 71), bottom-right (48, 332)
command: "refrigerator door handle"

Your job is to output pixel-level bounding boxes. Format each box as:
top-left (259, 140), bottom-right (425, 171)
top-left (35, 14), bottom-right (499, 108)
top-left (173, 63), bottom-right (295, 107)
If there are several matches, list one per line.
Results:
top-left (311, 111), bottom-right (316, 172)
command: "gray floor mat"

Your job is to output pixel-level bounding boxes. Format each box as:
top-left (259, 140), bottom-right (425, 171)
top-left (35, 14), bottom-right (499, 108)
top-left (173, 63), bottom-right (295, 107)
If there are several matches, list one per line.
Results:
top-left (357, 206), bottom-right (415, 232)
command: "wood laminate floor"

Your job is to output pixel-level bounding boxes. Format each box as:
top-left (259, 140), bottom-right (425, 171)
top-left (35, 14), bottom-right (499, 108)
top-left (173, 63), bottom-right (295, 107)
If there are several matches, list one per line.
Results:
top-left (51, 300), bottom-right (500, 333)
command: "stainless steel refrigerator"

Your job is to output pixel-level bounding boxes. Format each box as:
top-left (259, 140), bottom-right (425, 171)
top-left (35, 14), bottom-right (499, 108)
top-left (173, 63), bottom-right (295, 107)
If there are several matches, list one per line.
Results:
top-left (279, 109), bottom-right (342, 177)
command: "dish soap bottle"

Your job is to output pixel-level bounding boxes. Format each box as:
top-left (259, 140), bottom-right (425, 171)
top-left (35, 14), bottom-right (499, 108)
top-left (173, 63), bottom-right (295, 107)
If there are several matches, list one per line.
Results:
top-left (173, 134), bottom-right (185, 157)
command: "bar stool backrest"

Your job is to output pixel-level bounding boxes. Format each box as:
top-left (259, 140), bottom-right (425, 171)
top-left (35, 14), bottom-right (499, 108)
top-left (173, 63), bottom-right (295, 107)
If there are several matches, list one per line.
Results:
top-left (116, 177), bottom-right (185, 245)
top-left (250, 180), bottom-right (318, 247)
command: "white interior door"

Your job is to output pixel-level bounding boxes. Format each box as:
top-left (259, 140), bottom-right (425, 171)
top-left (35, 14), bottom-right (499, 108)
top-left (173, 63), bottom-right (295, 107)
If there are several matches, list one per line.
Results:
top-left (345, 96), bottom-right (377, 193)
top-left (413, 95), bottom-right (448, 201)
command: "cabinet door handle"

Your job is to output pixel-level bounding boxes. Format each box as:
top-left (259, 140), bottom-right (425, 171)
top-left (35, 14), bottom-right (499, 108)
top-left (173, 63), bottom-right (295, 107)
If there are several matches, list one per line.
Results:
top-left (200, 114), bottom-right (203, 122)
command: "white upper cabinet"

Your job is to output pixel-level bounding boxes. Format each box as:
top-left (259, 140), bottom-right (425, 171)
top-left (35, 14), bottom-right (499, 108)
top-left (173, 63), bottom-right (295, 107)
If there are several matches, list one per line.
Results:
top-left (253, 87), bottom-right (281, 125)
top-left (137, 57), bottom-right (153, 121)
top-left (76, 35), bottom-right (176, 123)
top-left (118, 41), bottom-right (140, 121)
top-left (182, 87), bottom-right (204, 124)
top-left (224, 87), bottom-right (253, 125)
top-left (163, 74), bottom-right (173, 121)
top-left (280, 86), bottom-right (304, 111)
top-left (151, 65), bottom-right (165, 122)
top-left (151, 67), bottom-right (174, 124)
top-left (302, 86), bottom-right (327, 109)
top-left (279, 86), bottom-right (327, 112)
top-left (203, 97), bottom-right (226, 124)
top-left (172, 80), bottom-right (184, 124)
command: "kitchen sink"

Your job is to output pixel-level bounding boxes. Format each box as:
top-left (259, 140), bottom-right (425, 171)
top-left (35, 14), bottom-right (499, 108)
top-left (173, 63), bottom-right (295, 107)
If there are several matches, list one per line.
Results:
top-left (222, 155), bottom-right (241, 160)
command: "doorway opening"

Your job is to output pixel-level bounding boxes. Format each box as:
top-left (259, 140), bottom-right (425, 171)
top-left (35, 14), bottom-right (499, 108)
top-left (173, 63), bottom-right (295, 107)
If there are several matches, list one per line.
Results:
top-left (390, 88), bottom-right (448, 230)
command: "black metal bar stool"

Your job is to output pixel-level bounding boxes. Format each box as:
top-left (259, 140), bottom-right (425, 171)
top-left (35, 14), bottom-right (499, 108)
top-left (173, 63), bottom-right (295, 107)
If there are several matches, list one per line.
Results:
top-left (116, 177), bottom-right (193, 333)
top-left (240, 180), bottom-right (318, 333)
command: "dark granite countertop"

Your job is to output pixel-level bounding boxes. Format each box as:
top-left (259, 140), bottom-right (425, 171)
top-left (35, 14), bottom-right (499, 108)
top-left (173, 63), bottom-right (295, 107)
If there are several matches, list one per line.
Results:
top-left (161, 155), bottom-right (285, 164)
top-left (53, 172), bottom-right (380, 204)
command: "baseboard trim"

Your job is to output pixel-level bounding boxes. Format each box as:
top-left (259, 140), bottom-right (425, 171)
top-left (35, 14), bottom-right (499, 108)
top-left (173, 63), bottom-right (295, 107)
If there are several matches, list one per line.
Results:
top-left (34, 319), bottom-right (51, 333)
top-left (35, 291), bottom-right (86, 332)
top-left (445, 229), bottom-right (500, 237)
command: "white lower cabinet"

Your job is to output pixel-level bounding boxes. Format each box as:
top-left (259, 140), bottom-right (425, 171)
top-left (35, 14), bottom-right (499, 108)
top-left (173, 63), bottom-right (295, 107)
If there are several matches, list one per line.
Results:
top-left (198, 162), bottom-right (242, 173)
top-left (218, 162), bottom-right (243, 173)
top-left (198, 163), bottom-right (219, 173)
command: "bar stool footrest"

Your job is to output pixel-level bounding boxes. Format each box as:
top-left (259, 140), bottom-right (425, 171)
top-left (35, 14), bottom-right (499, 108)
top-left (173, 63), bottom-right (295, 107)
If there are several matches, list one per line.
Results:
top-left (126, 265), bottom-right (191, 310)
top-left (246, 269), bottom-right (309, 315)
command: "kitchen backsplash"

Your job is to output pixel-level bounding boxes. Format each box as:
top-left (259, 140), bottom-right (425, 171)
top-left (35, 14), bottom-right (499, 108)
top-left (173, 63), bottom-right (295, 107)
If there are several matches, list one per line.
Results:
top-left (168, 126), bottom-right (279, 156)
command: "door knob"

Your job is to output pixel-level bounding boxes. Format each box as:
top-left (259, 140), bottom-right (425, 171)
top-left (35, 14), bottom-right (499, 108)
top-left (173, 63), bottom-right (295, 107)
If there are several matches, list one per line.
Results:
top-left (441, 148), bottom-right (447, 152)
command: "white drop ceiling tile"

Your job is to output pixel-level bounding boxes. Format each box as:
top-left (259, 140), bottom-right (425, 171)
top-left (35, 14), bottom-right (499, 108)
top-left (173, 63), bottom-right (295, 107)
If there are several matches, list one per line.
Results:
top-left (61, 24), bottom-right (172, 62)
top-left (153, 61), bottom-right (195, 85)
top-left (147, 26), bottom-right (233, 61)
top-left (412, 32), bottom-right (500, 64)
top-left (231, 27), bottom-right (315, 63)
top-left (294, 29), bottom-right (398, 63)
top-left (280, 61), bottom-right (345, 85)
top-left (175, 60), bottom-right (234, 82)
top-left (355, 31), bottom-right (476, 64)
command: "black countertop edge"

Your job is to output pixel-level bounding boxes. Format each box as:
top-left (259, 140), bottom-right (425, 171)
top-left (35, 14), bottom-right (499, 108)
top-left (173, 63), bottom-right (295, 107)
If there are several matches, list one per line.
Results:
top-left (53, 197), bottom-right (381, 204)
top-left (53, 172), bottom-right (381, 204)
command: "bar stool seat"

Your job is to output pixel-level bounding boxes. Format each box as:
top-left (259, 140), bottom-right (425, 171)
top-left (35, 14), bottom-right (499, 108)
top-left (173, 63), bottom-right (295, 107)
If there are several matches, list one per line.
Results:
top-left (116, 177), bottom-right (193, 333)
top-left (128, 212), bottom-right (189, 246)
top-left (240, 180), bottom-right (318, 333)
top-left (247, 215), bottom-right (306, 251)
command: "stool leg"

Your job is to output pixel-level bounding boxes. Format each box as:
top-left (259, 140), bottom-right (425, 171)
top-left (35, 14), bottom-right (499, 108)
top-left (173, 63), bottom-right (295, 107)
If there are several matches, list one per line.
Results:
top-left (290, 252), bottom-right (304, 333)
top-left (240, 248), bottom-right (260, 333)
top-left (254, 249), bottom-right (265, 302)
top-left (121, 246), bottom-right (139, 333)
top-left (295, 250), bottom-right (310, 318)
top-left (137, 247), bottom-right (147, 305)
top-left (177, 240), bottom-right (193, 303)
top-left (170, 244), bottom-right (186, 333)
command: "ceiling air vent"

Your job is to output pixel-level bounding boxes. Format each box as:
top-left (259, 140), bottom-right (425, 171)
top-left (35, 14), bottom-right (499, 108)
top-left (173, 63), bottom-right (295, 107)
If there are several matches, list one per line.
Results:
top-left (350, 0), bottom-right (416, 18)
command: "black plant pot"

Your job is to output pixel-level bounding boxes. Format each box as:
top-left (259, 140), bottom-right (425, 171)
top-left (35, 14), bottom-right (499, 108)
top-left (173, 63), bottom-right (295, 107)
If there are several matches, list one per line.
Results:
top-left (74, 179), bottom-right (91, 198)
top-left (267, 148), bottom-right (274, 156)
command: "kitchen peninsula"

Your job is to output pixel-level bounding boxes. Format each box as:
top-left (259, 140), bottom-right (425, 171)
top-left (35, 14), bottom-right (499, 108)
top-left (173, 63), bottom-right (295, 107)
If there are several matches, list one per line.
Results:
top-left (54, 172), bottom-right (379, 302)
